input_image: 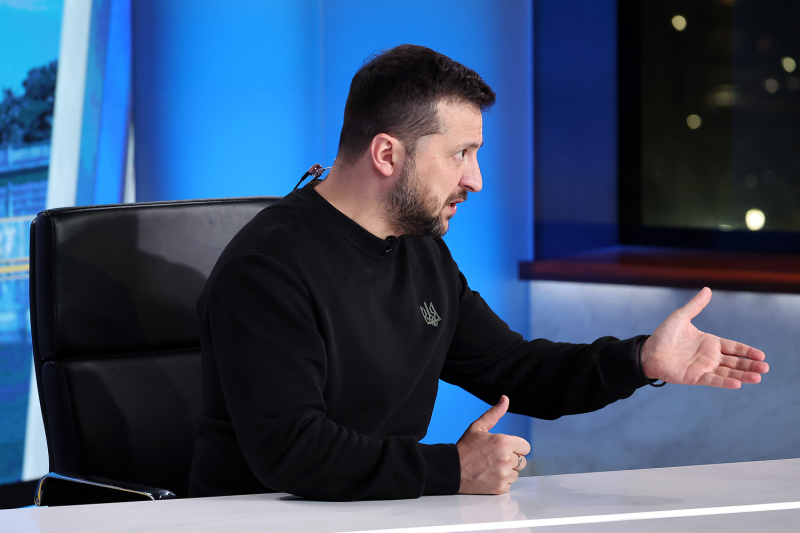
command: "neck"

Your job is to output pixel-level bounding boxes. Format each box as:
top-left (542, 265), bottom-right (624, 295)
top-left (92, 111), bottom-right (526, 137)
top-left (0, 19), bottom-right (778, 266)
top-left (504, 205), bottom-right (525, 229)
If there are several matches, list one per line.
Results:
top-left (313, 160), bottom-right (398, 240)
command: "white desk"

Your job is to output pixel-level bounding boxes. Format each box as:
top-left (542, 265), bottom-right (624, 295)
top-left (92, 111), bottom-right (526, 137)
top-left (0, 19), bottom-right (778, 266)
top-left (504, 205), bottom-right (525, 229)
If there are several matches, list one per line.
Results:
top-left (5, 459), bottom-right (800, 532)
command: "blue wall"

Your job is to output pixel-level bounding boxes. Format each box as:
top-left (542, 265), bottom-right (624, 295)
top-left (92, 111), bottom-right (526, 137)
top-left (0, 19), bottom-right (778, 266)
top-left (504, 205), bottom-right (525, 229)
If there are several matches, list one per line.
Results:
top-left (77, 0), bottom-right (133, 206)
top-left (534, 0), bottom-right (618, 259)
top-left (132, 0), bottom-right (322, 201)
top-left (132, 0), bottom-right (534, 445)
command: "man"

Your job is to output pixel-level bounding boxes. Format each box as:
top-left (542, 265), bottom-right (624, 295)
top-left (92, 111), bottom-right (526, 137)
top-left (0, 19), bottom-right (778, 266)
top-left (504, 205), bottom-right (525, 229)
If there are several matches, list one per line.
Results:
top-left (188, 45), bottom-right (768, 501)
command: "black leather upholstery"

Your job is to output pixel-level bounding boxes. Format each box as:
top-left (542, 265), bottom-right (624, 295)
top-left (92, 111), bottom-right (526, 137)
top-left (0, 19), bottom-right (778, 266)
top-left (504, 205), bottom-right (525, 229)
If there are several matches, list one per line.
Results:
top-left (30, 197), bottom-right (279, 500)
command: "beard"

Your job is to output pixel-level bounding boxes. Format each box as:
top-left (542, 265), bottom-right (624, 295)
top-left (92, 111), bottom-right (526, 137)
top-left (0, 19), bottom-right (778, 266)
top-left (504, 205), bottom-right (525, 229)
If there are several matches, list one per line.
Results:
top-left (383, 157), bottom-right (467, 238)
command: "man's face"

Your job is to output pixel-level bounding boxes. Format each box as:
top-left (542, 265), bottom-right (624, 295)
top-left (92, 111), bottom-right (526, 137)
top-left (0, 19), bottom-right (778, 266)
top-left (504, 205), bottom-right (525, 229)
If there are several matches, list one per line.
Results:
top-left (384, 100), bottom-right (483, 237)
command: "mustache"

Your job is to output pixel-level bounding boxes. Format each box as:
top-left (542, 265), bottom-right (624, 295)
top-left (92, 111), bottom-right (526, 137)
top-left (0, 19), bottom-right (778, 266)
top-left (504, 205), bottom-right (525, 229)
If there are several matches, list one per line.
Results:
top-left (445, 190), bottom-right (468, 206)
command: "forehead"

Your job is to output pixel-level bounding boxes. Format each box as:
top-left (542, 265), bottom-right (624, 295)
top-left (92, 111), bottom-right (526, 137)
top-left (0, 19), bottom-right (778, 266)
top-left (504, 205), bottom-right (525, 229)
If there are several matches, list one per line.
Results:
top-left (433, 100), bottom-right (483, 145)
top-left (435, 100), bottom-right (483, 141)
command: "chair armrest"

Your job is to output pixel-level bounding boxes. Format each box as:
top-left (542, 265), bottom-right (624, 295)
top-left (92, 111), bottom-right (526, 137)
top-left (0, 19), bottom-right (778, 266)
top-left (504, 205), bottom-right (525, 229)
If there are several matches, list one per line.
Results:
top-left (35, 472), bottom-right (177, 506)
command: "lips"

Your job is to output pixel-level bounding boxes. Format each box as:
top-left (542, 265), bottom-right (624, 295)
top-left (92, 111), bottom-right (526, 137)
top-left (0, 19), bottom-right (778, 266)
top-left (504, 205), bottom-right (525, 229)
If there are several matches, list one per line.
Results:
top-left (445, 192), bottom-right (468, 208)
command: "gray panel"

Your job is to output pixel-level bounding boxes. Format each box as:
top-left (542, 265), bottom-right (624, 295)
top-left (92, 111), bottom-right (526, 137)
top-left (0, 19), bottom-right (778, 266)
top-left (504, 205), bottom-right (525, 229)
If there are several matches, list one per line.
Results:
top-left (529, 281), bottom-right (800, 475)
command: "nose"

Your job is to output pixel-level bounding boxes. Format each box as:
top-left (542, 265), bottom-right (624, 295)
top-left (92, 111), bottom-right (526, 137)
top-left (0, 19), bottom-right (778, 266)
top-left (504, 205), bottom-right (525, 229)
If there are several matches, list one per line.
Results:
top-left (459, 160), bottom-right (483, 193)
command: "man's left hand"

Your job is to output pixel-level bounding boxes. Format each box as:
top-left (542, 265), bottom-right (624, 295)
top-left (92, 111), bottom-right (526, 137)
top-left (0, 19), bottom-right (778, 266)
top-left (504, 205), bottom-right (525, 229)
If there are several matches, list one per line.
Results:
top-left (641, 287), bottom-right (769, 389)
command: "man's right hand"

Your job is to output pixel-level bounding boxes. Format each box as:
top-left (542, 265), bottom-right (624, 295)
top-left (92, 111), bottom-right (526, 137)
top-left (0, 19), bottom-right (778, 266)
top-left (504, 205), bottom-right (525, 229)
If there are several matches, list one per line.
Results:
top-left (456, 395), bottom-right (530, 495)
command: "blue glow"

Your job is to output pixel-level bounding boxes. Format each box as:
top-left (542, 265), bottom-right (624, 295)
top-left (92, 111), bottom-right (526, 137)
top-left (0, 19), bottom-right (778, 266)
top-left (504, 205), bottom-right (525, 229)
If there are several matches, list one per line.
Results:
top-left (133, 0), bottom-right (322, 201)
top-left (76, 0), bottom-right (111, 206)
top-left (93, 0), bottom-right (132, 204)
top-left (0, 1), bottom-right (63, 93)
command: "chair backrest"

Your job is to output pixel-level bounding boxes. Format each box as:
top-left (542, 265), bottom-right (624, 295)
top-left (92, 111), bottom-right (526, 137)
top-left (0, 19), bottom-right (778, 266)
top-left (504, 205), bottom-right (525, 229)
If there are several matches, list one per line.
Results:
top-left (29, 197), bottom-right (279, 498)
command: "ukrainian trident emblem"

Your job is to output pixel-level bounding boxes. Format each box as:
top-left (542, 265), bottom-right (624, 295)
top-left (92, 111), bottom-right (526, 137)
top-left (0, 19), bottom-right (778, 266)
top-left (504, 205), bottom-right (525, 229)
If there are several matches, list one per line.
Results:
top-left (420, 302), bottom-right (441, 327)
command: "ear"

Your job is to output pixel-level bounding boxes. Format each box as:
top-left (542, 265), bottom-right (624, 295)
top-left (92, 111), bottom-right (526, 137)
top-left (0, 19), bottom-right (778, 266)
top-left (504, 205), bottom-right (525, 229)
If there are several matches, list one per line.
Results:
top-left (369, 133), bottom-right (404, 177)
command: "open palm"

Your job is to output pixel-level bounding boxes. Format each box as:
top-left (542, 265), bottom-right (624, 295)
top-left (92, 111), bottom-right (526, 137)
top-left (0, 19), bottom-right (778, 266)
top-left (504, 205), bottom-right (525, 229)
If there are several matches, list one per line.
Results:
top-left (641, 288), bottom-right (769, 389)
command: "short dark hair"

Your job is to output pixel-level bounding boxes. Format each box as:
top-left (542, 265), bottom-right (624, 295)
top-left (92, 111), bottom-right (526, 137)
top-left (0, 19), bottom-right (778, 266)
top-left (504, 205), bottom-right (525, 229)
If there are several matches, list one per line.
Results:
top-left (336, 44), bottom-right (496, 166)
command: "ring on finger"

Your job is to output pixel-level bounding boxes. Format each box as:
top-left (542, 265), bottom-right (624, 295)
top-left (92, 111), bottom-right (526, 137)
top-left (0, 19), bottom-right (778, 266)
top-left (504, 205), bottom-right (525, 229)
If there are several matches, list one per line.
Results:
top-left (514, 454), bottom-right (523, 471)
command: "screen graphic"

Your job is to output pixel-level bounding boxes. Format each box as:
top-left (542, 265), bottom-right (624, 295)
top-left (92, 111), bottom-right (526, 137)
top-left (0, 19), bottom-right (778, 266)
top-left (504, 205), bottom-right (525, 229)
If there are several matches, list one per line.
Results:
top-left (0, 0), bottom-right (63, 485)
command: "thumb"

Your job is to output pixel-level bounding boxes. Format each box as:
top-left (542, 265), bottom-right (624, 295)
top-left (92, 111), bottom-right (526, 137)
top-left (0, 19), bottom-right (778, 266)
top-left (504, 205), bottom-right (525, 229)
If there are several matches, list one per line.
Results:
top-left (677, 287), bottom-right (712, 321)
top-left (470, 395), bottom-right (509, 433)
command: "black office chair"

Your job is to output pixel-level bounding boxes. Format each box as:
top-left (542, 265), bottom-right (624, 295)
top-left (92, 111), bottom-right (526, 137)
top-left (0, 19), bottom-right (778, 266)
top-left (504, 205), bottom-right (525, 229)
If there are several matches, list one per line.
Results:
top-left (29, 196), bottom-right (279, 506)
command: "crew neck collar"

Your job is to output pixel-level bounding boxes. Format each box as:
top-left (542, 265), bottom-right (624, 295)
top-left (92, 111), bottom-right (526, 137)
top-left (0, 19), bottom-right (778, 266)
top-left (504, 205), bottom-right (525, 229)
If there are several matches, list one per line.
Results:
top-left (294, 180), bottom-right (400, 257)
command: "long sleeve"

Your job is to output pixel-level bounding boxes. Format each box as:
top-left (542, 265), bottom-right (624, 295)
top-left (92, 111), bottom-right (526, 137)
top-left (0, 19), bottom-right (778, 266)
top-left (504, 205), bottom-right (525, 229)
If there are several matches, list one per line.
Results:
top-left (441, 271), bottom-right (649, 420)
top-left (202, 252), bottom-right (459, 501)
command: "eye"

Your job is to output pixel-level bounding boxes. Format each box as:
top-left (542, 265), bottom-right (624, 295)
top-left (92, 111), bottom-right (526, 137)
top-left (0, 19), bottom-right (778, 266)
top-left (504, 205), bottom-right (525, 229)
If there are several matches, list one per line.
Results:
top-left (455, 149), bottom-right (466, 161)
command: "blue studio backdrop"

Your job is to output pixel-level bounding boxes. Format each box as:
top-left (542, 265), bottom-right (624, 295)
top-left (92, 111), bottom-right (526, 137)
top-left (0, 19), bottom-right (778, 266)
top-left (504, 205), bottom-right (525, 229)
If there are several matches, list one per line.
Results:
top-left (131, 0), bottom-right (534, 444)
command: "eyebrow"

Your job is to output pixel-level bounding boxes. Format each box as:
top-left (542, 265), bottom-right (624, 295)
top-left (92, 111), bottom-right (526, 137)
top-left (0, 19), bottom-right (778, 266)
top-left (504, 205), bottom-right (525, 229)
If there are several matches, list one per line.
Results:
top-left (457, 140), bottom-right (484, 151)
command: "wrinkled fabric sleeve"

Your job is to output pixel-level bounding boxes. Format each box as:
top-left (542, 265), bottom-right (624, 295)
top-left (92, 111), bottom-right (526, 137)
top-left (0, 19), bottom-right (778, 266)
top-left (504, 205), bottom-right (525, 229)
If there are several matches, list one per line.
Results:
top-left (207, 253), bottom-right (460, 501)
top-left (441, 272), bottom-right (649, 420)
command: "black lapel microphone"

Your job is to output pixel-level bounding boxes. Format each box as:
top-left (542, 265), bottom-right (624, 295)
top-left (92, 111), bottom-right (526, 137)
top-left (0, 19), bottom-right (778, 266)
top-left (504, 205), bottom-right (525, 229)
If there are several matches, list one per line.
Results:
top-left (294, 163), bottom-right (332, 191)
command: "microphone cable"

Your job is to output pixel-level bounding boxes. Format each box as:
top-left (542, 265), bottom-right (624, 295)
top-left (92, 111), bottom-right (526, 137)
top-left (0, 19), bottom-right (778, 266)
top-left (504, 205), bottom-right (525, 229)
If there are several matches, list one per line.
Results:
top-left (294, 164), bottom-right (332, 191)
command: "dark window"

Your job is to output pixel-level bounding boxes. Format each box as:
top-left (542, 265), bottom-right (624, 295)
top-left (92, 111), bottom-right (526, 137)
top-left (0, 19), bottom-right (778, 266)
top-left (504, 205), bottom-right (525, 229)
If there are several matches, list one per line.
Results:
top-left (619, 0), bottom-right (800, 253)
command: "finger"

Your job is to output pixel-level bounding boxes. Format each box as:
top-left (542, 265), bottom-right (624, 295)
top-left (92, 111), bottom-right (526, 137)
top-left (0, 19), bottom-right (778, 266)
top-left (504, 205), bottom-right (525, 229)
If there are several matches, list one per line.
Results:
top-left (506, 468), bottom-right (520, 485)
top-left (513, 454), bottom-right (528, 472)
top-left (713, 366), bottom-right (763, 384)
top-left (471, 395), bottom-right (509, 432)
top-left (719, 354), bottom-right (769, 374)
top-left (697, 372), bottom-right (742, 389)
top-left (719, 338), bottom-right (766, 361)
top-left (677, 287), bottom-right (712, 320)
top-left (738, 372), bottom-right (763, 384)
top-left (717, 364), bottom-right (764, 383)
top-left (507, 436), bottom-right (531, 456)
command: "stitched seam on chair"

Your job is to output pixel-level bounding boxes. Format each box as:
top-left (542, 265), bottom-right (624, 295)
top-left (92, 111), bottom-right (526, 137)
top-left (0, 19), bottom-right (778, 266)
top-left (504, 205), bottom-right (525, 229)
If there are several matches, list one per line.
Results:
top-left (39, 196), bottom-right (281, 215)
top-left (56, 362), bottom-right (77, 473)
top-left (49, 215), bottom-right (59, 358)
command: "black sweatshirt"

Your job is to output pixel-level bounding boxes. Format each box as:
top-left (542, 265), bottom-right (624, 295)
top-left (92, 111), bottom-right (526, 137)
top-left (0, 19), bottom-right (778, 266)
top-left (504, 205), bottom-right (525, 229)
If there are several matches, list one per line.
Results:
top-left (187, 182), bottom-right (649, 501)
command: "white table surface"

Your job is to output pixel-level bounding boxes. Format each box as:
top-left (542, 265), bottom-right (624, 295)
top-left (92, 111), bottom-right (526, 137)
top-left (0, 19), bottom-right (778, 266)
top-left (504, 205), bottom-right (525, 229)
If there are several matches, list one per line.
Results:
top-left (4, 458), bottom-right (800, 533)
